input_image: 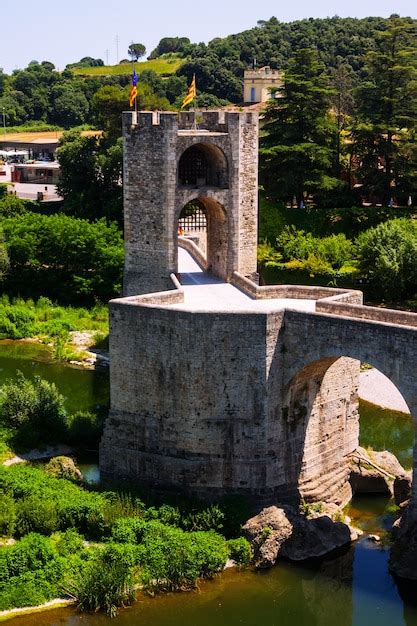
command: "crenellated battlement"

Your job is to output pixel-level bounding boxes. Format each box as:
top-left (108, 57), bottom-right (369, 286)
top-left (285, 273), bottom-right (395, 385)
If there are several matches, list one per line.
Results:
top-left (122, 109), bottom-right (258, 135)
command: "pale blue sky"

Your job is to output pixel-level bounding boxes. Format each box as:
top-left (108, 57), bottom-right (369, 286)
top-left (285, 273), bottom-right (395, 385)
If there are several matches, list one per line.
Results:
top-left (1, 0), bottom-right (416, 74)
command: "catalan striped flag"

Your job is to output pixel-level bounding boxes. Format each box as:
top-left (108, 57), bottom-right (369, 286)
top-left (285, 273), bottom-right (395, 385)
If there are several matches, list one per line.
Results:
top-left (129, 69), bottom-right (138, 108)
top-left (181, 75), bottom-right (196, 109)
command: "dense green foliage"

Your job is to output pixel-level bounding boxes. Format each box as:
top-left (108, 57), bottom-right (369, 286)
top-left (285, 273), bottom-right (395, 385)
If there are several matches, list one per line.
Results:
top-left (353, 18), bottom-right (417, 204)
top-left (1, 213), bottom-right (123, 304)
top-left (57, 131), bottom-right (123, 221)
top-left (0, 373), bottom-right (67, 446)
top-left (259, 208), bottom-right (417, 304)
top-left (178, 15), bottom-right (416, 102)
top-left (0, 464), bottom-right (251, 614)
top-left (260, 48), bottom-right (340, 206)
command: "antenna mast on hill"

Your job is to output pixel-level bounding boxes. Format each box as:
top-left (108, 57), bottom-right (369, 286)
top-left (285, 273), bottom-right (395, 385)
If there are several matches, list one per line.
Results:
top-left (115, 35), bottom-right (119, 63)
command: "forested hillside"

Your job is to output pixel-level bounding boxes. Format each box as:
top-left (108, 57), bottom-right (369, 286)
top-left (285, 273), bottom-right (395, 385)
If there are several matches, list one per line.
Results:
top-left (177, 15), bottom-right (417, 101)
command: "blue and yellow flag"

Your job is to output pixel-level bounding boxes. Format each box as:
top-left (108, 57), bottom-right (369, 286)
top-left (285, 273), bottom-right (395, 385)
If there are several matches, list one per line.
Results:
top-left (181, 75), bottom-right (196, 109)
top-left (129, 69), bottom-right (138, 108)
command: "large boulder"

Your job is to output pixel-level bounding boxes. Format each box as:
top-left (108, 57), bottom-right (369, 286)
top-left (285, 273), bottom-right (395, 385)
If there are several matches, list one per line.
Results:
top-left (394, 473), bottom-right (412, 506)
top-left (281, 514), bottom-right (355, 561)
top-left (350, 447), bottom-right (406, 496)
top-left (45, 456), bottom-right (83, 482)
top-left (243, 505), bottom-right (356, 568)
top-left (242, 506), bottom-right (293, 568)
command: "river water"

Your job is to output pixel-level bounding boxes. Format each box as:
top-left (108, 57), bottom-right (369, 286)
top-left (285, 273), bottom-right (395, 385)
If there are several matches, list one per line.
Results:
top-left (2, 340), bottom-right (417, 626)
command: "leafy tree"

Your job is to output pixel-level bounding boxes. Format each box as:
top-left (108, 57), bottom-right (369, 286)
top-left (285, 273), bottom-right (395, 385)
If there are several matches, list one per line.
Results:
top-left (356, 218), bottom-right (417, 300)
top-left (353, 16), bottom-right (417, 203)
top-left (0, 372), bottom-right (67, 444)
top-left (128, 43), bottom-right (146, 62)
top-left (260, 48), bottom-right (339, 206)
top-left (50, 83), bottom-right (89, 127)
top-left (2, 213), bottom-right (124, 303)
top-left (149, 37), bottom-right (191, 59)
top-left (57, 130), bottom-right (123, 222)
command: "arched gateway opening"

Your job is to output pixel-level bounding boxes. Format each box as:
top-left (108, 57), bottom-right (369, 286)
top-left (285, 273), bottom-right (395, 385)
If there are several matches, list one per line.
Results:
top-left (282, 355), bottom-right (413, 508)
top-left (176, 197), bottom-right (228, 280)
top-left (178, 143), bottom-right (228, 188)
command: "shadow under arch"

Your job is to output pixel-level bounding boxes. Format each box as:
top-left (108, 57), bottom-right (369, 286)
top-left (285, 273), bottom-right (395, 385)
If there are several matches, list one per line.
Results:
top-left (281, 354), bottom-right (413, 507)
top-left (178, 143), bottom-right (229, 188)
top-left (175, 197), bottom-right (228, 280)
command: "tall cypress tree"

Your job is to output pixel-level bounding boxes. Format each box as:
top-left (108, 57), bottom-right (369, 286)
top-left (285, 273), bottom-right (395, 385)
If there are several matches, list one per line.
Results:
top-left (260, 48), bottom-right (339, 206)
top-left (353, 16), bottom-right (417, 203)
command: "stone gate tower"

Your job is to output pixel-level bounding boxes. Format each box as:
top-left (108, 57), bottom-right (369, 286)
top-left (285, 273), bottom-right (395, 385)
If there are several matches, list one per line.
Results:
top-left (122, 110), bottom-right (259, 295)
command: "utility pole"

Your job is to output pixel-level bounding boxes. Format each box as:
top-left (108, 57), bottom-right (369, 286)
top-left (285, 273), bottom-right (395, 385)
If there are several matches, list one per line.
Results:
top-left (115, 35), bottom-right (119, 64)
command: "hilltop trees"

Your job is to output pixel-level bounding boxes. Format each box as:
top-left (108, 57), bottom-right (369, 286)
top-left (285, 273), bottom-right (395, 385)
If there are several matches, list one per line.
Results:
top-left (128, 43), bottom-right (146, 62)
top-left (260, 48), bottom-right (339, 206)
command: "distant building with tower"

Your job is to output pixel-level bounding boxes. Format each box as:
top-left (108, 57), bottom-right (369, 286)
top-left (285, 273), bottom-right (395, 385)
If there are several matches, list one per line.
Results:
top-left (243, 66), bottom-right (283, 104)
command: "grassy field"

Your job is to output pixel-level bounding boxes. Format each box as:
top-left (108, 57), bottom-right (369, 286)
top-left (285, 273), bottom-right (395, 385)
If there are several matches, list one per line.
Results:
top-left (73, 55), bottom-right (184, 77)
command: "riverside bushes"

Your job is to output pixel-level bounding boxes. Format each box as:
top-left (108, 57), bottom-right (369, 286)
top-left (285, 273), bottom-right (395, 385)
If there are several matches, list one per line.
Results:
top-left (0, 373), bottom-right (67, 447)
top-left (0, 464), bottom-right (252, 615)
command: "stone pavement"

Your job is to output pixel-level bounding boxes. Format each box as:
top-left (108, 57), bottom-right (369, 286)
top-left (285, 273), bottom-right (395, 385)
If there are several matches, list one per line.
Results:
top-left (175, 247), bottom-right (316, 313)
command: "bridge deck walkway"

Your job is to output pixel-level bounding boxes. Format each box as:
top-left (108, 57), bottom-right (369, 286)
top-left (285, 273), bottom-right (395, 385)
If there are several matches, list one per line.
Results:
top-left (175, 248), bottom-right (316, 313)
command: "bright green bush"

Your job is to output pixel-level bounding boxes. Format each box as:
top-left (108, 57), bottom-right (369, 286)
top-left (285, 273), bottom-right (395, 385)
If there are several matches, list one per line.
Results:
top-left (356, 219), bottom-right (417, 300)
top-left (2, 213), bottom-right (123, 304)
top-left (0, 493), bottom-right (16, 537)
top-left (137, 521), bottom-right (228, 592)
top-left (111, 517), bottom-right (146, 544)
top-left (16, 496), bottom-right (59, 536)
top-left (227, 537), bottom-right (253, 566)
top-left (66, 557), bottom-right (135, 617)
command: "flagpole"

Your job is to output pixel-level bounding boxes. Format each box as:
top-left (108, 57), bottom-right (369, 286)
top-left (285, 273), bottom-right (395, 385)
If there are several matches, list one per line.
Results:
top-left (130, 41), bottom-right (138, 114)
top-left (193, 74), bottom-right (197, 131)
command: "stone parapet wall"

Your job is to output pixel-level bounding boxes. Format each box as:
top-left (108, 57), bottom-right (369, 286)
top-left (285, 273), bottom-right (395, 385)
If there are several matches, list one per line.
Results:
top-left (317, 299), bottom-right (417, 328)
top-left (178, 236), bottom-right (207, 270)
top-left (232, 271), bottom-right (363, 303)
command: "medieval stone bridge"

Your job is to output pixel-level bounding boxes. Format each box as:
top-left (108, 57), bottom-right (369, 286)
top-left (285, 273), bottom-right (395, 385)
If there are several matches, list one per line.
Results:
top-left (100, 108), bottom-right (417, 577)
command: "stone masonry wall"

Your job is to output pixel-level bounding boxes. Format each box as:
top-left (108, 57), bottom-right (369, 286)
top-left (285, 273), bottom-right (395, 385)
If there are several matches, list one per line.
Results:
top-left (101, 302), bottom-right (365, 505)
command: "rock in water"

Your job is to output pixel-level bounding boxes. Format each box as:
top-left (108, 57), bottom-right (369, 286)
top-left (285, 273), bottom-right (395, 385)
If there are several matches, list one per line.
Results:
top-left (350, 447), bottom-right (406, 496)
top-left (242, 506), bottom-right (293, 568)
top-left (45, 456), bottom-right (83, 482)
top-left (394, 474), bottom-right (412, 506)
top-left (390, 507), bottom-right (417, 579)
top-left (280, 514), bottom-right (354, 561)
top-left (243, 505), bottom-right (355, 568)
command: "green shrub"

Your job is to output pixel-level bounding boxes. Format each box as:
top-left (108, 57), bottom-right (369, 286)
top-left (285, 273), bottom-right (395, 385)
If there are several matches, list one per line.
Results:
top-left (53, 529), bottom-right (85, 557)
top-left (137, 522), bottom-right (228, 592)
top-left (16, 496), bottom-right (60, 536)
top-left (227, 537), bottom-right (253, 566)
top-left (0, 574), bottom-right (55, 610)
top-left (181, 504), bottom-right (225, 532)
top-left (65, 557), bottom-right (135, 617)
top-left (0, 372), bottom-right (67, 445)
top-left (67, 411), bottom-right (104, 447)
top-left (111, 517), bottom-right (146, 544)
top-left (0, 493), bottom-right (16, 537)
top-left (0, 533), bottom-right (56, 582)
